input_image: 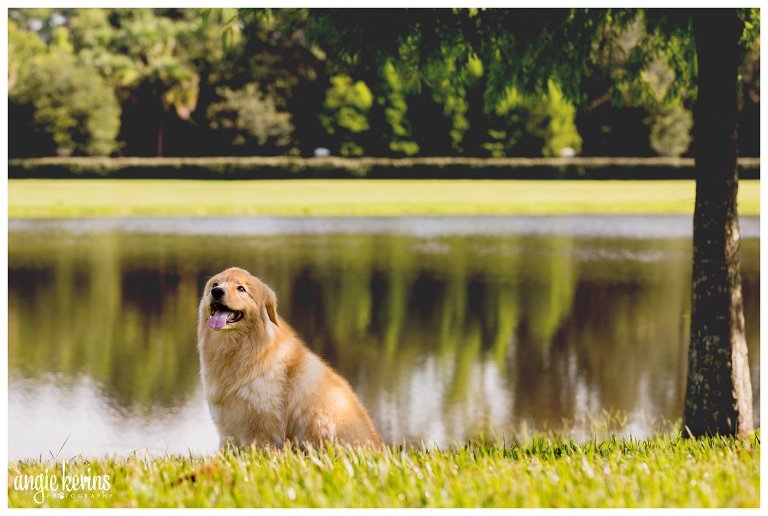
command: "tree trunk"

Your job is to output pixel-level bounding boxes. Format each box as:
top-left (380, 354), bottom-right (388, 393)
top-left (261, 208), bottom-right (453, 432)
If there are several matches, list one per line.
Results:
top-left (683, 10), bottom-right (753, 437)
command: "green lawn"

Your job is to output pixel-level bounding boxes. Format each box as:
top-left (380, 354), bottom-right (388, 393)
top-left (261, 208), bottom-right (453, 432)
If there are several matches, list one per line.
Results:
top-left (8, 435), bottom-right (759, 508)
top-left (8, 179), bottom-right (761, 217)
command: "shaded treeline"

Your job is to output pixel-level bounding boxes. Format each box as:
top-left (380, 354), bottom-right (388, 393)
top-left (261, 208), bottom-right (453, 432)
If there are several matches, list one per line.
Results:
top-left (8, 230), bottom-right (760, 440)
top-left (8, 8), bottom-right (760, 159)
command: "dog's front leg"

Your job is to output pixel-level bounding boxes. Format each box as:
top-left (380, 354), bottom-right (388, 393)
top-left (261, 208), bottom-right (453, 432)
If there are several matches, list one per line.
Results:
top-left (218, 435), bottom-right (238, 453)
top-left (246, 433), bottom-right (284, 450)
top-left (244, 416), bottom-right (285, 450)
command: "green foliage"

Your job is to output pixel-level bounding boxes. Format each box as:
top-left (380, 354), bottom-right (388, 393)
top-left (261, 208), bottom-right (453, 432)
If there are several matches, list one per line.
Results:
top-left (6, 9), bottom-right (761, 158)
top-left (66, 8), bottom-right (114, 51)
top-left (381, 63), bottom-right (420, 156)
top-left (109, 10), bottom-right (200, 117)
top-left (207, 83), bottom-right (293, 150)
top-left (9, 16), bottom-right (122, 157)
top-left (7, 435), bottom-right (760, 507)
top-left (310, 9), bottom-right (625, 105)
top-left (8, 18), bottom-right (45, 92)
top-left (230, 8), bottom-right (328, 155)
top-left (10, 47), bottom-right (121, 156)
top-left (420, 55), bottom-right (473, 154)
top-left (646, 103), bottom-right (693, 157)
top-left (320, 76), bottom-right (373, 156)
top-left (543, 85), bottom-right (582, 156)
top-left (308, 8), bottom-right (762, 159)
top-left (185, 8), bottom-right (242, 63)
top-left (308, 10), bottom-right (623, 157)
top-left (485, 81), bottom-right (582, 157)
top-left (739, 8), bottom-right (760, 47)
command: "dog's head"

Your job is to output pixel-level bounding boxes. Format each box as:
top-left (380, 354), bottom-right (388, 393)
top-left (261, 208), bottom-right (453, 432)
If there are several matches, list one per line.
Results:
top-left (199, 267), bottom-right (279, 336)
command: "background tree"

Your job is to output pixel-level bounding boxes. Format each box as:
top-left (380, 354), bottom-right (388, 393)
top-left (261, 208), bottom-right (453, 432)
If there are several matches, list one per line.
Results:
top-left (481, 81), bottom-right (582, 157)
top-left (207, 83), bottom-right (294, 154)
top-left (319, 75), bottom-right (374, 156)
top-left (9, 8), bottom-right (759, 160)
top-left (232, 9), bottom-right (329, 156)
top-left (683, 11), bottom-right (753, 437)
top-left (101, 9), bottom-right (200, 156)
top-left (8, 15), bottom-right (45, 92)
top-left (307, 7), bottom-right (758, 437)
top-left (9, 22), bottom-right (120, 157)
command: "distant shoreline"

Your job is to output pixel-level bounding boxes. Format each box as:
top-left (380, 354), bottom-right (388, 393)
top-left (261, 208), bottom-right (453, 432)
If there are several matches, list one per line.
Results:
top-left (9, 156), bottom-right (761, 180)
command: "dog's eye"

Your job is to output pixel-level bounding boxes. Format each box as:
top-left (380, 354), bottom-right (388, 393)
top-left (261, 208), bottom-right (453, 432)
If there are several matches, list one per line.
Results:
top-left (237, 286), bottom-right (246, 292)
top-left (212, 283), bottom-right (218, 288)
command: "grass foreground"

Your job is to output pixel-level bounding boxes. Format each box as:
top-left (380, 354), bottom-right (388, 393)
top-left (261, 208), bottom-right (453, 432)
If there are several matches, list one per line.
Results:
top-left (8, 179), bottom-right (761, 218)
top-left (8, 434), bottom-right (760, 508)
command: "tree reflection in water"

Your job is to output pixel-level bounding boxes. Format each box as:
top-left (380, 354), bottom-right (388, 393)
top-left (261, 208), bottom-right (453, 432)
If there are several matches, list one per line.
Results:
top-left (9, 222), bottom-right (760, 449)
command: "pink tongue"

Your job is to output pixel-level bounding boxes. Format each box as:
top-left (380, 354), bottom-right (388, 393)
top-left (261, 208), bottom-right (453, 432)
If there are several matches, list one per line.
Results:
top-left (208, 311), bottom-right (229, 330)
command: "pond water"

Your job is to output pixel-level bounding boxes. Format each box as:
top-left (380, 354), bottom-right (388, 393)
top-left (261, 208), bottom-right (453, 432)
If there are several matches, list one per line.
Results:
top-left (8, 216), bottom-right (760, 459)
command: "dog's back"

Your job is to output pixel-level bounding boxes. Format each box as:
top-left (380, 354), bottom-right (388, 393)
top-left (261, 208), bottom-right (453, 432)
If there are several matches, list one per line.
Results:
top-left (282, 338), bottom-right (381, 446)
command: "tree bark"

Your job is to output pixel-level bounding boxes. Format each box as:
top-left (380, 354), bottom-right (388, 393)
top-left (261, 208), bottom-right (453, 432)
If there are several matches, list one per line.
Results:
top-left (683, 10), bottom-right (753, 437)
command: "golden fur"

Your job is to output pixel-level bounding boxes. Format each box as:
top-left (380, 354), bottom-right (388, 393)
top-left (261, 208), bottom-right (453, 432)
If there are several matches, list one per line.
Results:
top-left (197, 267), bottom-right (381, 449)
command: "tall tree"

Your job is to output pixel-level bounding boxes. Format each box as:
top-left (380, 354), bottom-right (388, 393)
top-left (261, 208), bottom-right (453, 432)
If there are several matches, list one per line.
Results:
top-left (307, 7), bottom-right (758, 437)
top-left (9, 19), bottom-right (121, 157)
top-left (683, 11), bottom-right (752, 437)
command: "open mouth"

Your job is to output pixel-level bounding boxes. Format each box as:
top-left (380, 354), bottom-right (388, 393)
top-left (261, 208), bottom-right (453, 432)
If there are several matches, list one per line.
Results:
top-left (208, 302), bottom-right (244, 330)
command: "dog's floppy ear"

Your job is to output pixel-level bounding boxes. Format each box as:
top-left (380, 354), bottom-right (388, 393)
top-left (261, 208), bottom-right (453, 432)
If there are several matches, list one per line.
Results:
top-left (264, 286), bottom-right (279, 326)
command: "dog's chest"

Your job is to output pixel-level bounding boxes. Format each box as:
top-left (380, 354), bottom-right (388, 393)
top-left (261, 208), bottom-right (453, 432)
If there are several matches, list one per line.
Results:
top-left (234, 365), bottom-right (286, 414)
top-left (207, 365), bottom-right (287, 439)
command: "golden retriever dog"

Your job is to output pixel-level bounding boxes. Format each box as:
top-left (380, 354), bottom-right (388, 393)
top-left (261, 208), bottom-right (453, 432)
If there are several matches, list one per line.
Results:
top-left (197, 267), bottom-right (381, 449)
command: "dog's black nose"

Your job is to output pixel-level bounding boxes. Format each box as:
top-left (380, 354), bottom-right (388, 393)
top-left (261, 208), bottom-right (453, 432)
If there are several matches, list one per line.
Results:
top-left (211, 287), bottom-right (225, 300)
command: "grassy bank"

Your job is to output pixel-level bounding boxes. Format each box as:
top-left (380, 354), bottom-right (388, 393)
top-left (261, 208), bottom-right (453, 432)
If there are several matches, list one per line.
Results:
top-left (8, 435), bottom-right (759, 508)
top-left (8, 179), bottom-right (761, 218)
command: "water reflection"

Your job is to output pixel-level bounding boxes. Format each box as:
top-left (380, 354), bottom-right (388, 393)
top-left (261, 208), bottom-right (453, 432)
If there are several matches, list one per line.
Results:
top-left (8, 216), bottom-right (760, 458)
